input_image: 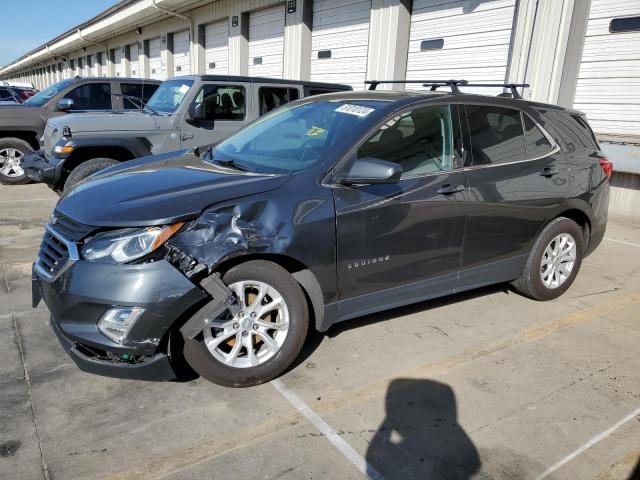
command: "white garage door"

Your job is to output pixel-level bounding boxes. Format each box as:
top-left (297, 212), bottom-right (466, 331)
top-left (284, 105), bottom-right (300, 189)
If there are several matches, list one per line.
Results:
top-left (114, 47), bottom-right (124, 77)
top-left (173, 30), bottom-right (191, 76)
top-left (205, 21), bottom-right (229, 75)
top-left (574, 0), bottom-right (640, 138)
top-left (248, 5), bottom-right (285, 78)
top-left (406, 0), bottom-right (517, 93)
top-left (129, 43), bottom-right (140, 77)
top-left (149, 37), bottom-right (163, 80)
top-left (310, 0), bottom-right (371, 89)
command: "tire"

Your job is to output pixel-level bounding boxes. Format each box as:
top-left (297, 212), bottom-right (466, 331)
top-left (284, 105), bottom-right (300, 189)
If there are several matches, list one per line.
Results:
top-left (514, 217), bottom-right (584, 301)
top-left (183, 260), bottom-right (309, 387)
top-left (63, 157), bottom-right (120, 192)
top-left (0, 137), bottom-right (32, 185)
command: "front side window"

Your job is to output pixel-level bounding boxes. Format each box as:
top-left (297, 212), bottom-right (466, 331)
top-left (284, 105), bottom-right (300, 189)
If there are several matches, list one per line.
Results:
top-left (358, 105), bottom-right (455, 177)
top-left (63, 83), bottom-right (112, 110)
top-left (258, 87), bottom-right (300, 115)
top-left (146, 79), bottom-right (193, 113)
top-left (191, 84), bottom-right (246, 121)
top-left (524, 115), bottom-right (554, 159)
top-left (212, 100), bottom-right (386, 173)
top-left (25, 79), bottom-right (76, 107)
top-left (466, 105), bottom-right (525, 165)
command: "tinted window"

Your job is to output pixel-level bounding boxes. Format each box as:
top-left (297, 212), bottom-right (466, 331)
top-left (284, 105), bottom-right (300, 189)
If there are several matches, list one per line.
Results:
top-left (121, 83), bottom-right (160, 109)
top-left (191, 84), bottom-right (245, 121)
top-left (0, 87), bottom-right (15, 101)
top-left (64, 83), bottom-right (112, 110)
top-left (524, 115), bottom-right (554, 158)
top-left (542, 111), bottom-right (598, 151)
top-left (259, 87), bottom-right (300, 115)
top-left (466, 105), bottom-right (525, 165)
top-left (359, 105), bottom-right (455, 177)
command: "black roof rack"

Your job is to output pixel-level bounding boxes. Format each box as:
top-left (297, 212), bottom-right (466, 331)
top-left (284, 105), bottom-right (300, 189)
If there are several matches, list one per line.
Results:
top-left (364, 79), bottom-right (530, 99)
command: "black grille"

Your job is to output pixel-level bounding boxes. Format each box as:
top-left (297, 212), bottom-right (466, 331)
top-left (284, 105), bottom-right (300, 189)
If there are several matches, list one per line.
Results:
top-left (37, 231), bottom-right (70, 279)
top-left (50, 212), bottom-right (96, 241)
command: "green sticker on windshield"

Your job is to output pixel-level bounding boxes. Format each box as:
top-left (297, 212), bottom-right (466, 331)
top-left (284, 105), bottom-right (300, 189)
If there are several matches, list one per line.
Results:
top-left (306, 126), bottom-right (326, 137)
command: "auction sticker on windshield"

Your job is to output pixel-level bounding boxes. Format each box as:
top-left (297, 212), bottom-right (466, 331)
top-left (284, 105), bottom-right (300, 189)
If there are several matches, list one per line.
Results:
top-left (335, 104), bottom-right (375, 118)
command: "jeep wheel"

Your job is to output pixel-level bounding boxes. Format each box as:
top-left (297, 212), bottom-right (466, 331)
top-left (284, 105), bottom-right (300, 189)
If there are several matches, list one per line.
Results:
top-left (513, 217), bottom-right (584, 301)
top-left (183, 261), bottom-right (309, 387)
top-left (63, 157), bottom-right (120, 192)
top-left (0, 137), bottom-right (32, 185)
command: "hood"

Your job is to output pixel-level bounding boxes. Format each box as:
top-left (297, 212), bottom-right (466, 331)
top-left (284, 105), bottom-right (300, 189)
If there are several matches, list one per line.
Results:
top-left (48, 111), bottom-right (161, 133)
top-left (56, 150), bottom-right (291, 227)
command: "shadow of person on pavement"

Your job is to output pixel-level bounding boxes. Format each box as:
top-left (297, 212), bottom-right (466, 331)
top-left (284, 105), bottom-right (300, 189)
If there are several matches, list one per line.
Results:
top-left (366, 378), bottom-right (481, 480)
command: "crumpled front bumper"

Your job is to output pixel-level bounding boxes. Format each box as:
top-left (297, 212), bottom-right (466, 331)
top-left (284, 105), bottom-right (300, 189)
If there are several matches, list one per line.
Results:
top-left (33, 259), bottom-right (208, 381)
top-left (23, 149), bottom-right (61, 188)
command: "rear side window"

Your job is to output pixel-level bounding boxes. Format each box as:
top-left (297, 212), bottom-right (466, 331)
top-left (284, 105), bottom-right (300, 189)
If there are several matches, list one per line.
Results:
top-left (541, 111), bottom-right (599, 152)
top-left (466, 105), bottom-right (525, 165)
top-left (523, 115), bottom-right (554, 159)
top-left (259, 87), bottom-right (300, 115)
top-left (63, 83), bottom-right (112, 110)
top-left (191, 84), bottom-right (246, 121)
top-left (121, 83), bottom-right (160, 109)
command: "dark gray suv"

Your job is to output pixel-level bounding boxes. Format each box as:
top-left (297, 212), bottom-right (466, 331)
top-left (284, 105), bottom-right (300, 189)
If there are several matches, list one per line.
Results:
top-left (0, 77), bottom-right (159, 184)
top-left (32, 80), bottom-right (611, 387)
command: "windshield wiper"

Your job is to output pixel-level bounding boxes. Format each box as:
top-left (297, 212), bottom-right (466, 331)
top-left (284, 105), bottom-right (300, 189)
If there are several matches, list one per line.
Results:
top-left (214, 158), bottom-right (251, 172)
top-left (111, 94), bottom-right (159, 115)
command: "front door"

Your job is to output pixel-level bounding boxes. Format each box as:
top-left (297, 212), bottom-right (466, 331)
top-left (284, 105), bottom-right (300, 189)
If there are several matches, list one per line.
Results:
top-left (181, 82), bottom-right (252, 149)
top-left (333, 104), bottom-right (468, 320)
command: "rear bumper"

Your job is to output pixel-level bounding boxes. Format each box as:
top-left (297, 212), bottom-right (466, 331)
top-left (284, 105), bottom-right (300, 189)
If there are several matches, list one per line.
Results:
top-left (23, 149), bottom-right (62, 189)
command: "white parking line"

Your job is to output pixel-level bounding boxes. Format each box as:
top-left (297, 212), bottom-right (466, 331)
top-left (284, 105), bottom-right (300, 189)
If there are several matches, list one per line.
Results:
top-left (605, 237), bottom-right (640, 248)
top-left (272, 379), bottom-right (385, 480)
top-left (533, 405), bottom-right (640, 480)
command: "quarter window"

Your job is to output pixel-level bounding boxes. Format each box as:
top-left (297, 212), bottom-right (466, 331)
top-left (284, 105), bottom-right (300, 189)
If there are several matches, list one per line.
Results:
top-left (524, 115), bottom-right (554, 159)
top-left (191, 84), bottom-right (246, 121)
top-left (466, 105), bottom-right (525, 165)
top-left (63, 83), bottom-right (112, 110)
top-left (258, 87), bottom-right (300, 115)
top-left (358, 105), bottom-right (455, 177)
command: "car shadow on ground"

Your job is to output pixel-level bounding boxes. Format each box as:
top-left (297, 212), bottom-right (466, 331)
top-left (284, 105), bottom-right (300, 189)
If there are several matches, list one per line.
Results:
top-left (366, 378), bottom-right (481, 480)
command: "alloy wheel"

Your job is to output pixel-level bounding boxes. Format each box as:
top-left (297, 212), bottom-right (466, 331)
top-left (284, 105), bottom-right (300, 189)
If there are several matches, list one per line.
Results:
top-left (203, 280), bottom-right (290, 368)
top-left (0, 148), bottom-right (25, 178)
top-left (540, 233), bottom-right (577, 289)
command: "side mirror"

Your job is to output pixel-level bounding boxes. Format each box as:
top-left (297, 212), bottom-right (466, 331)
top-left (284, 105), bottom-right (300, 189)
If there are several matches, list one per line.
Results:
top-left (188, 102), bottom-right (206, 122)
top-left (335, 158), bottom-right (402, 185)
top-left (57, 98), bottom-right (74, 111)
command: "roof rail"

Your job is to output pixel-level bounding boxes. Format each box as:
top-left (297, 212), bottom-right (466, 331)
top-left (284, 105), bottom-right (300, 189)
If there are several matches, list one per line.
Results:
top-left (364, 80), bottom-right (530, 99)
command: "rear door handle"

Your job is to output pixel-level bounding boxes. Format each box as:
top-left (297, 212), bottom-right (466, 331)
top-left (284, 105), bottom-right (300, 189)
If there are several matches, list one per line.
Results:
top-left (437, 184), bottom-right (465, 195)
top-left (181, 132), bottom-right (194, 141)
top-left (540, 166), bottom-right (559, 177)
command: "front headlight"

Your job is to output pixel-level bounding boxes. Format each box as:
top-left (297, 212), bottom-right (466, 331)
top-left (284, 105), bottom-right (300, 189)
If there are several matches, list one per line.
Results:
top-left (81, 223), bottom-right (183, 264)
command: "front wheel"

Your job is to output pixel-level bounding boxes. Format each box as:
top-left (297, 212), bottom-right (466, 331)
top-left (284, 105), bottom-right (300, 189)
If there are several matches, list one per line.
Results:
top-left (183, 261), bottom-right (309, 387)
top-left (514, 217), bottom-right (584, 301)
top-left (63, 157), bottom-right (120, 192)
top-left (0, 137), bottom-right (32, 185)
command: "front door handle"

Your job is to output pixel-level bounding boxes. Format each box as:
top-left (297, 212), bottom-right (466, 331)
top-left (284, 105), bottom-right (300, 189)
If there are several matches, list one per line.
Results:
top-left (437, 184), bottom-right (465, 195)
top-left (181, 132), bottom-right (194, 141)
top-left (540, 166), bottom-right (559, 177)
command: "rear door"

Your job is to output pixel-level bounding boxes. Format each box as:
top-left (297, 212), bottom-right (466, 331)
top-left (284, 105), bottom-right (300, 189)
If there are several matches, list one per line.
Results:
top-left (334, 104), bottom-right (468, 319)
top-left (181, 82), bottom-right (252, 149)
top-left (459, 104), bottom-right (568, 288)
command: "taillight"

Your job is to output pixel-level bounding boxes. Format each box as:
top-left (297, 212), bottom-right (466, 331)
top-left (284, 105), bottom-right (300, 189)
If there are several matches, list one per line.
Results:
top-left (599, 156), bottom-right (613, 179)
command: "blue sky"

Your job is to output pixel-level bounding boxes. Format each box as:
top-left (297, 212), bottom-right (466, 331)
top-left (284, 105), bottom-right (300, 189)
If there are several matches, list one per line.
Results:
top-left (0, 0), bottom-right (118, 66)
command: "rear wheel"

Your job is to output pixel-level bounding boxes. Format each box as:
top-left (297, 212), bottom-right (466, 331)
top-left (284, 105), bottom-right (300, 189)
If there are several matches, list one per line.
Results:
top-left (0, 137), bottom-right (32, 185)
top-left (183, 261), bottom-right (309, 387)
top-left (63, 157), bottom-right (120, 192)
top-left (514, 217), bottom-right (584, 301)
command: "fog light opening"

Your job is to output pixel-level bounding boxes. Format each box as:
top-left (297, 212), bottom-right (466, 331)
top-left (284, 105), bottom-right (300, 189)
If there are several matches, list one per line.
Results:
top-left (97, 307), bottom-right (145, 344)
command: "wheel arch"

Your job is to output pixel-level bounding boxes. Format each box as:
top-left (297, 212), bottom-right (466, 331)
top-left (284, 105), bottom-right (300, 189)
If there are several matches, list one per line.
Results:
top-left (0, 131), bottom-right (39, 150)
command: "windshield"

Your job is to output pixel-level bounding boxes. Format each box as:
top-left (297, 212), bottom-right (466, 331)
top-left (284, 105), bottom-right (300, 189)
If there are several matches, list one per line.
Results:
top-left (25, 79), bottom-right (75, 107)
top-left (146, 79), bottom-right (194, 113)
top-left (211, 100), bottom-right (387, 174)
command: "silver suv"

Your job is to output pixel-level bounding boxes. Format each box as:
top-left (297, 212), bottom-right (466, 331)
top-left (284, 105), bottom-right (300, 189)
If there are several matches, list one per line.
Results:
top-left (24, 75), bottom-right (351, 192)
